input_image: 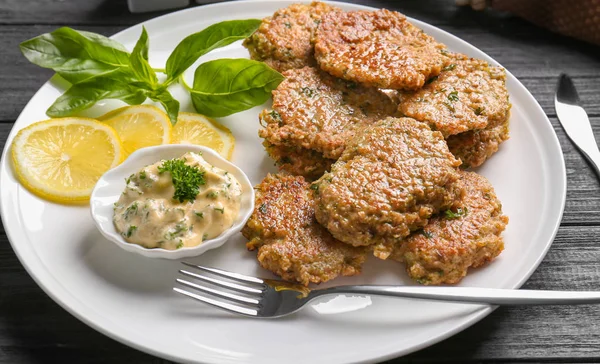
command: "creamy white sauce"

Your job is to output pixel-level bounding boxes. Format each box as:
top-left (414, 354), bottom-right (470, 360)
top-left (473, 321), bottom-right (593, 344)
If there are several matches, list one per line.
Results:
top-left (113, 152), bottom-right (242, 250)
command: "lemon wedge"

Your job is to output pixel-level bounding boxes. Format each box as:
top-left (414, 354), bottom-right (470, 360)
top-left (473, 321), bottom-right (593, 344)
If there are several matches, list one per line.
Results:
top-left (11, 117), bottom-right (123, 204)
top-left (98, 105), bottom-right (172, 157)
top-left (171, 112), bottom-right (235, 160)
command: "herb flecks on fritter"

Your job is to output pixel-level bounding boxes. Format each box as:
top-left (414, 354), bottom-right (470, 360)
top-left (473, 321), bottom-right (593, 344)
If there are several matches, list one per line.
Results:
top-left (314, 9), bottom-right (449, 90)
top-left (243, 2), bottom-right (340, 72)
top-left (314, 117), bottom-right (462, 259)
top-left (399, 54), bottom-right (510, 138)
top-left (259, 66), bottom-right (398, 161)
top-left (242, 173), bottom-right (367, 286)
top-left (391, 171), bottom-right (508, 285)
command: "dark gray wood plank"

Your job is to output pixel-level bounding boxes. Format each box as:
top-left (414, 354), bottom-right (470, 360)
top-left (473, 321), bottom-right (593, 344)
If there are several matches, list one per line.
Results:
top-left (0, 0), bottom-right (468, 25)
top-left (0, 25), bottom-right (125, 122)
top-left (0, 0), bottom-right (163, 26)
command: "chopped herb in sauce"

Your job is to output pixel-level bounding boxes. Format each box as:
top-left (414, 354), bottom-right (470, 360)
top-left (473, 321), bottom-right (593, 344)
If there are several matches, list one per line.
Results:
top-left (124, 202), bottom-right (139, 219)
top-left (194, 211), bottom-right (204, 218)
top-left (139, 170), bottom-right (146, 179)
top-left (206, 191), bottom-right (219, 199)
top-left (214, 207), bottom-right (225, 214)
top-left (166, 222), bottom-right (187, 240)
top-left (202, 233), bottom-right (208, 241)
top-left (176, 241), bottom-right (184, 249)
top-left (126, 225), bottom-right (137, 237)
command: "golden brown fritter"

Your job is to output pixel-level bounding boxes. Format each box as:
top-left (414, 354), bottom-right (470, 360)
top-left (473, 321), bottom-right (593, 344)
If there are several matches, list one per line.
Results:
top-left (314, 9), bottom-right (449, 90)
top-left (391, 171), bottom-right (508, 285)
top-left (259, 66), bottom-right (398, 160)
top-left (242, 173), bottom-right (366, 286)
top-left (447, 119), bottom-right (510, 168)
top-left (263, 141), bottom-right (334, 180)
top-left (313, 117), bottom-right (462, 259)
top-left (243, 2), bottom-right (339, 72)
top-left (398, 54), bottom-right (510, 137)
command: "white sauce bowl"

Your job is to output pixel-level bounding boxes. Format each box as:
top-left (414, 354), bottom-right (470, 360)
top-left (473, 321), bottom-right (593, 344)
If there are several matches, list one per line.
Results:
top-left (90, 144), bottom-right (255, 259)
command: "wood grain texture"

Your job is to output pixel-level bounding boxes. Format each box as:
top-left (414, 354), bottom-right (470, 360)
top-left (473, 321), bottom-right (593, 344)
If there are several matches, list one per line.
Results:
top-left (2, 0), bottom-right (600, 363)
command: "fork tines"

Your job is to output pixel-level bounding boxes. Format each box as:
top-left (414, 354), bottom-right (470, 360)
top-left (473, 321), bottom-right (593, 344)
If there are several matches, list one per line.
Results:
top-left (174, 262), bottom-right (266, 316)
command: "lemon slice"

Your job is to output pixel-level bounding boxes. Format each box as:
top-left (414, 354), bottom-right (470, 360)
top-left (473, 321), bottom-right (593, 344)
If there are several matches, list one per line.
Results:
top-left (98, 105), bottom-right (172, 157)
top-left (171, 112), bottom-right (235, 160)
top-left (11, 118), bottom-right (123, 204)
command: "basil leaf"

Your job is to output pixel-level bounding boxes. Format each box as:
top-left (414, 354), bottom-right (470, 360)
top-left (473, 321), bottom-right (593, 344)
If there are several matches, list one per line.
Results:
top-left (20, 27), bottom-right (130, 84)
top-left (46, 78), bottom-right (147, 117)
top-left (129, 26), bottom-right (158, 89)
top-left (165, 19), bottom-right (261, 83)
top-left (149, 90), bottom-right (180, 124)
top-left (190, 58), bottom-right (283, 118)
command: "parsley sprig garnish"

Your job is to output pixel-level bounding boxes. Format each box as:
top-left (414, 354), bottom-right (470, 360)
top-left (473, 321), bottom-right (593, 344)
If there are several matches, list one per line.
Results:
top-left (158, 158), bottom-right (205, 202)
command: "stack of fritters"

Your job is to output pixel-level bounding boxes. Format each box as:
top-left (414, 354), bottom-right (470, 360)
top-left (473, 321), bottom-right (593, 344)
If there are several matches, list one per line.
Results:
top-left (313, 117), bottom-right (462, 259)
top-left (243, 2), bottom-right (510, 286)
top-left (259, 66), bottom-right (398, 179)
top-left (398, 54), bottom-right (511, 168)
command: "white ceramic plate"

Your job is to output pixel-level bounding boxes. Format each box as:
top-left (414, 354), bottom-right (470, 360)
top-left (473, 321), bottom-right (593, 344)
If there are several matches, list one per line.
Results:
top-left (0, 1), bottom-right (566, 363)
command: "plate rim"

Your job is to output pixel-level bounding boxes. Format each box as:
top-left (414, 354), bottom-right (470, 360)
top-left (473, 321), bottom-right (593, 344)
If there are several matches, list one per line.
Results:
top-left (0, 1), bottom-right (567, 363)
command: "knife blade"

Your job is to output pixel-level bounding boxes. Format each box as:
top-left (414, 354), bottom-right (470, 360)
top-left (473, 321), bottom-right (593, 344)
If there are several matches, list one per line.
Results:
top-left (555, 73), bottom-right (600, 179)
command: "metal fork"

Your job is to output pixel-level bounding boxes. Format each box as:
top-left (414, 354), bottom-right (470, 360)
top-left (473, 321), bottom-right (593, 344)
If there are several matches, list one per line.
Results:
top-left (174, 263), bottom-right (600, 318)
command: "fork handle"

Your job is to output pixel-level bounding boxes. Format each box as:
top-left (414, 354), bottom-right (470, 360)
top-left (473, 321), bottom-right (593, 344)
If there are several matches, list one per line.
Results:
top-left (313, 285), bottom-right (600, 305)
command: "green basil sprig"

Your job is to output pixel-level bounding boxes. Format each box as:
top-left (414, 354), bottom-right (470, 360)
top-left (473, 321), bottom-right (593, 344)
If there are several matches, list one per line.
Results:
top-left (19, 19), bottom-right (281, 124)
top-left (165, 19), bottom-right (262, 83)
top-left (191, 59), bottom-right (284, 117)
top-left (129, 27), bottom-right (158, 90)
top-left (47, 77), bottom-right (147, 117)
top-left (20, 27), bottom-right (131, 84)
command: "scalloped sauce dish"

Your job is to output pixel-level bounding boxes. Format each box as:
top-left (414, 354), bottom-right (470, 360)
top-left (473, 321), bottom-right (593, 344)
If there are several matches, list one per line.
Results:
top-left (90, 144), bottom-right (254, 259)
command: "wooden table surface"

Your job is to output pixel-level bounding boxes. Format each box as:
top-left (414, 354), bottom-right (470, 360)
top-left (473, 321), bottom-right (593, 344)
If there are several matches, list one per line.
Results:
top-left (2, 0), bottom-right (600, 363)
